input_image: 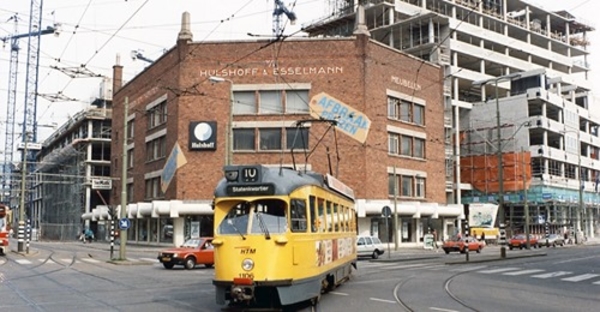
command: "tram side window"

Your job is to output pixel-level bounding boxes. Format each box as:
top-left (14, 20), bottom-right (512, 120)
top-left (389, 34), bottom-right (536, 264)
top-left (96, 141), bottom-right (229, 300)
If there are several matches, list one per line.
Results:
top-left (290, 199), bottom-right (307, 233)
top-left (309, 196), bottom-right (317, 233)
top-left (317, 198), bottom-right (326, 232)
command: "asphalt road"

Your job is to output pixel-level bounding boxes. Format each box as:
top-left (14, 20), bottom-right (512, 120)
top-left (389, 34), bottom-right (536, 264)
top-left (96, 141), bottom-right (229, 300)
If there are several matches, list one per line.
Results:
top-left (1, 240), bottom-right (599, 311)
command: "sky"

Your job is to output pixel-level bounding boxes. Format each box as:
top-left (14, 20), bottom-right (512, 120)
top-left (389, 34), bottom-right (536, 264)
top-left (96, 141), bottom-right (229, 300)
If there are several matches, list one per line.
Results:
top-left (0, 0), bottom-right (598, 145)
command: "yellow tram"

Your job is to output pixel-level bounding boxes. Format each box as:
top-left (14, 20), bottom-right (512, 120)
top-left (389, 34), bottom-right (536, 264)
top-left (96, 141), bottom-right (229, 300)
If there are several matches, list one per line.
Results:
top-left (212, 164), bottom-right (357, 309)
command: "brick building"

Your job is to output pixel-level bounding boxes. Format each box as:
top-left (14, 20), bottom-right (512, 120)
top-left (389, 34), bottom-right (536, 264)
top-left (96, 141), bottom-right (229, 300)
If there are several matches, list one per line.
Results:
top-left (90, 12), bottom-right (462, 247)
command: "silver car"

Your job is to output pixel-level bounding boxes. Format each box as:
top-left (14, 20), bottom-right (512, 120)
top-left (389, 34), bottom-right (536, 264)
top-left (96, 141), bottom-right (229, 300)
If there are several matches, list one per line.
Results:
top-left (538, 234), bottom-right (565, 248)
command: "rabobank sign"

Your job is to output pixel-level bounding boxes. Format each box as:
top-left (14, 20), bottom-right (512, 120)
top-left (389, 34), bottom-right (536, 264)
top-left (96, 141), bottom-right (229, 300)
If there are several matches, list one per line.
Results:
top-left (309, 92), bottom-right (371, 143)
top-left (189, 121), bottom-right (217, 151)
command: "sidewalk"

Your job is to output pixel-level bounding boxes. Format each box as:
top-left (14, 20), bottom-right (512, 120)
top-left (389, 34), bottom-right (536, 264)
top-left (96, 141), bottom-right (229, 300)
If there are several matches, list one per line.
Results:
top-left (371, 236), bottom-right (600, 264)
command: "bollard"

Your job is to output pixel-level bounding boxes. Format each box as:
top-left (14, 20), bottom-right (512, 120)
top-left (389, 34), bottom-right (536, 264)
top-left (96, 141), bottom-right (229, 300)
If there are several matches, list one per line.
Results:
top-left (464, 220), bottom-right (470, 262)
top-left (499, 223), bottom-right (506, 258)
top-left (110, 219), bottom-right (115, 260)
top-left (545, 222), bottom-right (549, 248)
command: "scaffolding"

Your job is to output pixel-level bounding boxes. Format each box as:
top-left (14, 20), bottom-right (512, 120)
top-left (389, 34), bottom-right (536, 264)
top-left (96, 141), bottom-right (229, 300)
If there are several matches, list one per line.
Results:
top-left (35, 141), bottom-right (85, 240)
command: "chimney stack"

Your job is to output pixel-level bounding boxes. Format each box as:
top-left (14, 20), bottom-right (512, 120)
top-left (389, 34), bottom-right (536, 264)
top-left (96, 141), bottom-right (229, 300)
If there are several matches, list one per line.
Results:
top-left (178, 12), bottom-right (193, 42)
top-left (353, 5), bottom-right (371, 37)
top-left (113, 53), bottom-right (123, 93)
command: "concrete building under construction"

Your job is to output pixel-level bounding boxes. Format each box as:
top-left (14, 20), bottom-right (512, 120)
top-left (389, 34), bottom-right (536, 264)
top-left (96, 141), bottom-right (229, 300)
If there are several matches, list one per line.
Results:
top-left (32, 80), bottom-right (113, 240)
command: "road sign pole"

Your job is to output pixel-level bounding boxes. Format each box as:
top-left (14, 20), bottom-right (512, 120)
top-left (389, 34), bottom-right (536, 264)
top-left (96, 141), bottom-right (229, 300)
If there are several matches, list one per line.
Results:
top-left (119, 97), bottom-right (128, 261)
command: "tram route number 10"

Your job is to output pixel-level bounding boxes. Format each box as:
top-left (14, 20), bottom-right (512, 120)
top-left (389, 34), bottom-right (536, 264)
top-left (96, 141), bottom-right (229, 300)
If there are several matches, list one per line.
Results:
top-left (241, 167), bottom-right (259, 182)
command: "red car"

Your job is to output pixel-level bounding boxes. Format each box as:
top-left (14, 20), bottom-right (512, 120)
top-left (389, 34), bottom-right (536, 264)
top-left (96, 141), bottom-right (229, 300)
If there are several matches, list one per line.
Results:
top-left (442, 236), bottom-right (484, 254)
top-left (157, 237), bottom-right (214, 269)
top-left (508, 234), bottom-right (538, 250)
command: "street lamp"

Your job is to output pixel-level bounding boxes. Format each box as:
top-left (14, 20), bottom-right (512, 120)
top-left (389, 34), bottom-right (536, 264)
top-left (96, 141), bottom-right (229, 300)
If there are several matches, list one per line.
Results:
top-left (472, 72), bottom-right (521, 259)
top-left (209, 76), bottom-right (234, 165)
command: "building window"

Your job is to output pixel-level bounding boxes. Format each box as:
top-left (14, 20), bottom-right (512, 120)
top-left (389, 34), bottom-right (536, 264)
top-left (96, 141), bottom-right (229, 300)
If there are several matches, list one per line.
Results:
top-left (233, 128), bottom-right (255, 150)
top-left (388, 133), bottom-right (398, 154)
top-left (414, 138), bottom-right (425, 158)
top-left (126, 183), bottom-right (133, 203)
top-left (148, 100), bottom-right (167, 129)
top-left (286, 127), bottom-right (309, 150)
top-left (127, 120), bottom-right (135, 139)
top-left (388, 174), bottom-right (398, 196)
top-left (415, 177), bottom-right (425, 198)
top-left (387, 96), bottom-right (425, 126)
top-left (127, 149), bottom-right (134, 168)
top-left (401, 136), bottom-right (412, 156)
top-left (259, 91), bottom-right (284, 114)
top-left (401, 176), bottom-right (412, 197)
top-left (286, 90), bottom-right (309, 113)
top-left (145, 177), bottom-right (163, 199)
top-left (233, 91), bottom-right (256, 114)
top-left (233, 88), bottom-right (310, 115)
top-left (259, 128), bottom-right (282, 150)
top-left (146, 136), bottom-right (166, 162)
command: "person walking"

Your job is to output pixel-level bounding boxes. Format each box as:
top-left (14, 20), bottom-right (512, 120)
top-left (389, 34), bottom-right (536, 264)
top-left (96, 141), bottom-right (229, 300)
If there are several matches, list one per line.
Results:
top-left (480, 231), bottom-right (486, 244)
top-left (432, 229), bottom-right (439, 252)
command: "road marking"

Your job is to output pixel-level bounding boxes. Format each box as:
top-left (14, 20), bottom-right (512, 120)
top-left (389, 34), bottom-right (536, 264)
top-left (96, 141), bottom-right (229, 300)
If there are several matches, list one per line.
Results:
top-left (140, 258), bottom-right (158, 262)
top-left (450, 265), bottom-right (488, 272)
top-left (531, 271), bottom-right (572, 279)
top-left (503, 269), bottom-right (545, 276)
top-left (478, 267), bottom-right (520, 274)
top-left (329, 291), bottom-right (348, 296)
top-left (370, 297), bottom-right (396, 304)
top-left (430, 307), bottom-right (461, 312)
top-left (15, 259), bottom-right (32, 265)
top-left (553, 256), bottom-right (597, 265)
top-left (80, 258), bottom-right (101, 263)
top-left (561, 274), bottom-right (600, 282)
top-left (37, 259), bottom-right (58, 264)
top-left (593, 281), bottom-right (600, 285)
top-left (60, 258), bottom-right (74, 263)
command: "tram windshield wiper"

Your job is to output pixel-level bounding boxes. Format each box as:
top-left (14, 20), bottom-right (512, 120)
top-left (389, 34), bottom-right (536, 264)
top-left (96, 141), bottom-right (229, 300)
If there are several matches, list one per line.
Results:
top-left (227, 219), bottom-right (246, 240)
top-left (255, 211), bottom-right (271, 240)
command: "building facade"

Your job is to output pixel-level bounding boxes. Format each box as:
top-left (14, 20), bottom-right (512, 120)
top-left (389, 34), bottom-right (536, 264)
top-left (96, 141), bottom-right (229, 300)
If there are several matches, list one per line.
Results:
top-left (93, 12), bottom-right (462, 247)
top-left (303, 0), bottom-right (597, 237)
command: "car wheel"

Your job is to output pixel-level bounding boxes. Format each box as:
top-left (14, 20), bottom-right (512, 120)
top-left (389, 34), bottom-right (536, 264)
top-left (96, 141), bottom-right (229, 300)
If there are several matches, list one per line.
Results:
top-left (476, 246), bottom-right (481, 253)
top-left (162, 262), bottom-right (174, 269)
top-left (444, 249), bottom-right (450, 254)
top-left (509, 246), bottom-right (513, 250)
top-left (184, 257), bottom-right (196, 270)
top-left (519, 245), bottom-right (523, 250)
top-left (371, 250), bottom-right (379, 259)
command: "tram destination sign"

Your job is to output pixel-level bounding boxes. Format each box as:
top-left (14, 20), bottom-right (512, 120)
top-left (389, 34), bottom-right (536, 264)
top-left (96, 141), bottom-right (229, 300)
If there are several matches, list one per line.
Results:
top-left (226, 184), bottom-right (275, 196)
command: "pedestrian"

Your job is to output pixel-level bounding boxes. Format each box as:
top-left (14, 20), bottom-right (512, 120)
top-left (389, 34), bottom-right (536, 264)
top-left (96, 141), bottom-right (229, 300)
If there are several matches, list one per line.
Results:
top-left (432, 229), bottom-right (439, 252)
top-left (480, 231), bottom-right (486, 244)
top-left (84, 227), bottom-right (94, 244)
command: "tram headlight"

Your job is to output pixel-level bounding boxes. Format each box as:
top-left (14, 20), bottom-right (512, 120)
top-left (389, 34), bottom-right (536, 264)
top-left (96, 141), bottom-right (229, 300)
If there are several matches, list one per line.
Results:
top-left (241, 258), bottom-right (254, 271)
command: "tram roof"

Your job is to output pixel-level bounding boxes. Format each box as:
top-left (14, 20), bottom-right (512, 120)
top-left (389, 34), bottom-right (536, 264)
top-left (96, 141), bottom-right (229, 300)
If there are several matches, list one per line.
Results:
top-left (213, 165), bottom-right (353, 200)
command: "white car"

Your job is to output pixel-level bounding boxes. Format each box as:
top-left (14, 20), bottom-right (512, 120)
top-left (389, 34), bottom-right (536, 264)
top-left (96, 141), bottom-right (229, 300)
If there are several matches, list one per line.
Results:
top-left (357, 235), bottom-right (386, 259)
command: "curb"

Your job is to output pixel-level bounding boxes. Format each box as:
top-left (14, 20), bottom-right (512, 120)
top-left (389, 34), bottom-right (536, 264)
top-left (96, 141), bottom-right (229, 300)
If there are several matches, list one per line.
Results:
top-left (445, 251), bottom-right (547, 265)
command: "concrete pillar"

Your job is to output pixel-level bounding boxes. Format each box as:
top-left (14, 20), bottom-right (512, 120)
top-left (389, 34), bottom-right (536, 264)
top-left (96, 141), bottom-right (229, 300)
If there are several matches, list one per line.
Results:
top-left (173, 217), bottom-right (185, 247)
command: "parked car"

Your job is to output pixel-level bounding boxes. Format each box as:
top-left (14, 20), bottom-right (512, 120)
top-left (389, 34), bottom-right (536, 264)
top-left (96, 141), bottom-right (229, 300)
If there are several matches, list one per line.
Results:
top-left (357, 235), bottom-right (386, 259)
top-left (442, 236), bottom-right (484, 254)
top-left (157, 237), bottom-right (214, 269)
top-left (508, 234), bottom-right (538, 250)
top-left (537, 233), bottom-right (565, 248)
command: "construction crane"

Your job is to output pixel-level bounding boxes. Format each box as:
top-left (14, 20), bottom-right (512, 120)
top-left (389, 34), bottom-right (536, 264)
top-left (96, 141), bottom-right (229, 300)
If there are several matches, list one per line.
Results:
top-left (1, 12), bottom-right (57, 205)
top-left (272, 0), bottom-right (297, 38)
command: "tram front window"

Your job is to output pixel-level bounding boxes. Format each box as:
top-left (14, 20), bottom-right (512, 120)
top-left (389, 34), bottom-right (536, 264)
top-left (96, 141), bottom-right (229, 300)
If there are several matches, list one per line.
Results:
top-left (218, 199), bottom-right (288, 236)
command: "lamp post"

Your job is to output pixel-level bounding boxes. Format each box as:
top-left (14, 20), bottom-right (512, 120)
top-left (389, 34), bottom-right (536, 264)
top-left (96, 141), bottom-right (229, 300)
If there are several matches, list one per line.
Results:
top-left (209, 76), bottom-right (234, 165)
top-left (472, 72), bottom-right (521, 259)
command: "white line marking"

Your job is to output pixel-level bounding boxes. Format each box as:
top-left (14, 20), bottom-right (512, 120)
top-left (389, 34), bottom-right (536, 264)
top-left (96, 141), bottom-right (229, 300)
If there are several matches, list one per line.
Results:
top-left (430, 307), bottom-right (461, 312)
top-left (592, 280), bottom-right (600, 285)
top-left (370, 297), bottom-right (396, 304)
top-left (140, 258), bottom-right (159, 262)
top-left (80, 258), bottom-right (101, 263)
top-left (553, 256), bottom-right (598, 265)
top-left (329, 291), bottom-right (348, 296)
top-left (450, 265), bottom-right (488, 272)
top-left (15, 259), bottom-right (32, 264)
top-left (531, 271), bottom-right (572, 279)
top-left (478, 267), bottom-right (520, 274)
top-left (503, 269), bottom-right (545, 276)
top-left (562, 274), bottom-right (600, 282)
top-left (60, 258), bottom-right (73, 263)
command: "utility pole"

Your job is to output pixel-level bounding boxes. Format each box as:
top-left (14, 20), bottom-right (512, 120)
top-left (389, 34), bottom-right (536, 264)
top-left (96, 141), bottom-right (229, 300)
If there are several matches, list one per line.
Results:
top-left (522, 147), bottom-right (531, 249)
top-left (17, 133), bottom-right (29, 252)
top-left (119, 97), bottom-right (128, 260)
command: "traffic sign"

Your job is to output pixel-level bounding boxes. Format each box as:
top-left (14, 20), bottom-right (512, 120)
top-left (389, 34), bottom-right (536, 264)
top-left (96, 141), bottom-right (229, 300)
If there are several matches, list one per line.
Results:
top-left (119, 218), bottom-right (131, 230)
top-left (381, 206), bottom-right (392, 218)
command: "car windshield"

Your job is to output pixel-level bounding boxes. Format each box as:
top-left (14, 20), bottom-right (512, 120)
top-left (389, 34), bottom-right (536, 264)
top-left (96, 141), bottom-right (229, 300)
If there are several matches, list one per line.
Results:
top-left (182, 238), bottom-right (202, 248)
top-left (217, 199), bottom-right (287, 235)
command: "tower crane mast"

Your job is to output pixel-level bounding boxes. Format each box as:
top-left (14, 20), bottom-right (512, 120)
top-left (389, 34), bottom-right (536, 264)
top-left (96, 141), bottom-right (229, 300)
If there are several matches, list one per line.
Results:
top-left (272, 0), bottom-right (297, 38)
top-left (1, 1), bottom-right (57, 207)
